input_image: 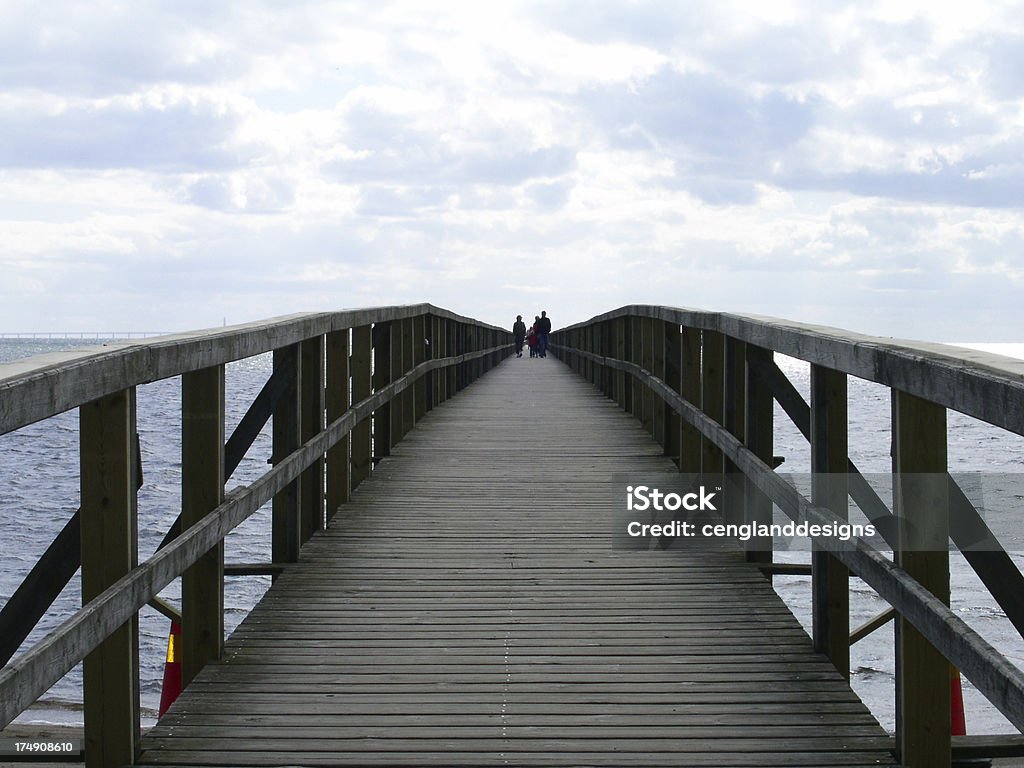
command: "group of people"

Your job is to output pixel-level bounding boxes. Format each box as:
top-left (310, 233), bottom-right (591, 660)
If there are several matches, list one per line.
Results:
top-left (513, 311), bottom-right (551, 358)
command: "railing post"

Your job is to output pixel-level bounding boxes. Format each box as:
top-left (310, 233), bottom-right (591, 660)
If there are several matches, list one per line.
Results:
top-left (744, 345), bottom-right (773, 564)
top-left (80, 388), bottom-right (139, 768)
top-left (652, 319), bottom-right (666, 449)
top-left (630, 317), bottom-right (643, 421)
top-left (600, 321), bottom-right (611, 397)
top-left (388, 319), bottom-right (404, 450)
top-left (811, 365), bottom-right (849, 674)
top-left (326, 329), bottom-right (350, 522)
top-left (300, 335), bottom-right (325, 542)
top-left (448, 319), bottom-right (458, 395)
top-left (641, 317), bottom-right (655, 438)
top-left (181, 365), bottom-right (225, 687)
top-left (350, 325), bottom-right (372, 490)
top-left (722, 337), bottom-right (746, 527)
top-left (616, 317), bottom-right (628, 411)
top-left (893, 389), bottom-right (950, 767)
top-left (272, 344), bottom-right (300, 566)
top-left (701, 330), bottom-right (725, 483)
top-left (374, 322), bottom-right (393, 458)
top-left (664, 322), bottom-right (681, 465)
top-left (680, 327), bottom-right (702, 475)
top-left (414, 315), bottom-right (427, 422)
top-left (402, 317), bottom-right (416, 435)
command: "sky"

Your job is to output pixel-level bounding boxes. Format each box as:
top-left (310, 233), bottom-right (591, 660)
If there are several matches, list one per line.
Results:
top-left (1, 0), bottom-right (1022, 340)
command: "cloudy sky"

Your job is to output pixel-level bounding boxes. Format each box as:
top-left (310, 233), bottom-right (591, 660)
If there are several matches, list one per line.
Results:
top-left (1, 0), bottom-right (1022, 340)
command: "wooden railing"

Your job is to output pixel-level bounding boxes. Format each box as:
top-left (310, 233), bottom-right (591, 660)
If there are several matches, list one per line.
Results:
top-left (0, 304), bottom-right (511, 767)
top-left (551, 305), bottom-right (1024, 767)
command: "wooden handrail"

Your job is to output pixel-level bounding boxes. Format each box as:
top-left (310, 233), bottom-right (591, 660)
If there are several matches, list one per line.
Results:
top-left (551, 308), bottom-right (1024, 765)
top-left (0, 304), bottom-right (508, 435)
top-left (556, 304), bottom-right (1024, 437)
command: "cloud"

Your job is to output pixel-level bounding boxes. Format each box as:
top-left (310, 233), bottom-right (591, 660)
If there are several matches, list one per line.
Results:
top-left (0, 0), bottom-right (1023, 342)
top-left (0, 91), bottom-right (254, 171)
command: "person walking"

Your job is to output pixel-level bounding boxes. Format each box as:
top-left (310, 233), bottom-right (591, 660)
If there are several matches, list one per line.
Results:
top-left (537, 310), bottom-right (552, 358)
top-left (513, 315), bottom-right (527, 357)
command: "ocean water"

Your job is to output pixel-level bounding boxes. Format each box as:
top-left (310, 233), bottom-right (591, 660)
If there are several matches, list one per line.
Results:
top-left (1, 336), bottom-right (1023, 736)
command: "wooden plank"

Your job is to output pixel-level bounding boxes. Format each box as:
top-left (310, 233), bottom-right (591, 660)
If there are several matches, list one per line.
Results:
top-left (326, 329), bottom-right (350, 520)
top-left (893, 389), bottom-right (950, 767)
top-left (0, 304), bottom-right (510, 435)
top-left (181, 365), bottom-right (225, 687)
top-left (350, 325), bottom-right (372, 489)
top-left (744, 345), bottom-right (772, 563)
top-left (80, 388), bottom-right (139, 768)
top-left (554, 304), bottom-right (1024, 438)
top-left (811, 365), bottom-right (849, 678)
top-left (271, 344), bottom-right (299, 565)
top-left (138, 360), bottom-right (893, 767)
top-left (299, 335), bottom-right (325, 542)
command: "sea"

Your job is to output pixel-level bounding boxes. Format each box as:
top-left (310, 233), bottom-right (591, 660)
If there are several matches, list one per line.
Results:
top-left (1, 335), bottom-right (1024, 737)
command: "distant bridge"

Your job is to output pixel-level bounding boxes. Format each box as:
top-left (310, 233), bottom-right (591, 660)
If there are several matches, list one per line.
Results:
top-left (2, 304), bottom-right (1024, 766)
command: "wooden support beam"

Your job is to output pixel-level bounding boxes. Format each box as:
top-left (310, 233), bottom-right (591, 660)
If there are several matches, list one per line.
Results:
top-left (701, 330), bottom-right (725, 480)
top-left (680, 327), bottom-right (702, 475)
top-left (326, 329), bottom-right (350, 522)
top-left (350, 325), bottom-right (372, 490)
top-left (80, 388), bottom-right (139, 768)
top-left (299, 335), bottom-right (325, 543)
top-left (181, 365), bottom-right (225, 688)
top-left (641, 317), bottom-right (656, 438)
top-left (811, 364), bottom-right (850, 678)
top-left (652, 319), bottom-right (667, 449)
top-left (402, 318), bottom-right (416, 436)
top-left (664, 322), bottom-right (682, 465)
top-left (744, 345), bottom-right (773, 564)
top-left (413, 315), bottom-right (427, 422)
top-left (615, 318), bottom-right (628, 410)
top-left (894, 389), bottom-right (950, 767)
top-left (723, 336), bottom-right (746, 527)
top-left (373, 322), bottom-right (393, 458)
top-left (388, 319), bottom-right (405, 450)
top-left (271, 345), bottom-right (300, 566)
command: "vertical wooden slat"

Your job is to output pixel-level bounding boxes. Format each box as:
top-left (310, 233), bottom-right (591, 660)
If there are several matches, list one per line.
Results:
top-left (299, 335), bottom-right (325, 543)
top-left (723, 337), bottom-right (746, 527)
top-left (652, 320), bottom-right (666, 449)
top-left (272, 345), bottom-right (300, 566)
top-left (680, 327), bottom-right (702, 475)
top-left (701, 330), bottom-right (725, 487)
top-left (414, 315), bottom-right (427, 422)
top-left (641, 317), bottom-right (655, 437)
top-left (350, 325), bottom-right (372, 490)
top-left (664, 322), bottom-right (681, 465)
top-left (403, 318), bottom-right (416, 433)
top-left (744, 345), bottom-right (773, 564)
top-left (616, 318), bottom-right (628, 411)
top-left (811, 365), bottom-right (849, 675)
top-left (81, 388), bottom-right (139, 768)
top-left (389, 320), bottom-right (404, 450)
top-left (631, 317), bottom-right (643, 421)
top-left (894, 389), bottom-right (950, 767)
top-left (181, 365), bottom-right (225, 687)
top-left (374, 322), bottom-right (393, 458)
top-left (326, 329), bottom-right (350, 522)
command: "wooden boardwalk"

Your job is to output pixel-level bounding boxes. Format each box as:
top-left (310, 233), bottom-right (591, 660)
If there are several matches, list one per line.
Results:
top-left (139, 357), bottom-right (896, 767)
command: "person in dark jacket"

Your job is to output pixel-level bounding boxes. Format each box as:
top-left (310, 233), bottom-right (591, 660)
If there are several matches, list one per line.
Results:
top-left (513, 315), bottom-right (527, 357)
top-left (536, 310), bottom-right (552, 358)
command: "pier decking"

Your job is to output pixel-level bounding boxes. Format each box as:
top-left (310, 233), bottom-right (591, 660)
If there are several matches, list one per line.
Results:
top-left (139, 358), bottom-right (894, 767)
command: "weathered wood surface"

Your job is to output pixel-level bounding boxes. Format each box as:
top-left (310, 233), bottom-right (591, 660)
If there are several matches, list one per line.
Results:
top-left (140, 359), bottom-right (895, 767)
top-left (558, 304), bottom-right (1024, 437)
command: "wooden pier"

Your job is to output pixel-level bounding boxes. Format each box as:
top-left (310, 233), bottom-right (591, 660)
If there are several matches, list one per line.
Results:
top-left (3, 303), bottom-right (1024, 767)
top-left (139, 359), bottom-right (893, 766)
